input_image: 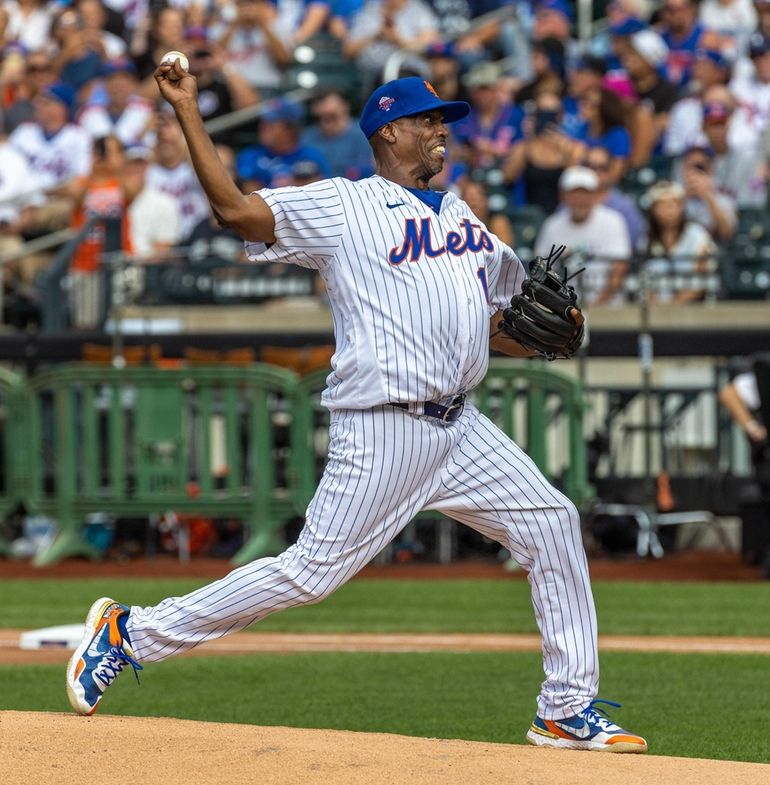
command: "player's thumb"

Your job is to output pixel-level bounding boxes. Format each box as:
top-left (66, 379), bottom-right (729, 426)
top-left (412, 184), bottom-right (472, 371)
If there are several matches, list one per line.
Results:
top-left (568, 307), bottom-right (584, 327)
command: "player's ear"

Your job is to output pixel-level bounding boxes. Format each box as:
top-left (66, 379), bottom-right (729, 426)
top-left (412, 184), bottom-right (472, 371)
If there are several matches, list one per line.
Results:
top-left (377, 122), bottom-right (398, 144)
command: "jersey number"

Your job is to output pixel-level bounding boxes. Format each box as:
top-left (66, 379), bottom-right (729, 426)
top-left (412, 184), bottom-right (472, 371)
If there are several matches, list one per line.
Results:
top-left (477, 267), bottom-right (489, 302)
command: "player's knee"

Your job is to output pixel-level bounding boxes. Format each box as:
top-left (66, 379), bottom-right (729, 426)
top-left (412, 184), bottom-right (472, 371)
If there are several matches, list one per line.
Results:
top-left (282, 556), bottom-right (342, 606)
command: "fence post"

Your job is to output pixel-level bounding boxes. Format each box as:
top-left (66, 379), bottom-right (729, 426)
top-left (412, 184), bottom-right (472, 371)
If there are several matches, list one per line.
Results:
top-left (0, 368), bottom-right (29, 556)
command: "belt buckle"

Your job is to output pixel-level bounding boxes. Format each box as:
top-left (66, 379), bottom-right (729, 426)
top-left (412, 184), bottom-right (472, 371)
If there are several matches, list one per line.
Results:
top-left (441, 395), bottom-right (465, 423)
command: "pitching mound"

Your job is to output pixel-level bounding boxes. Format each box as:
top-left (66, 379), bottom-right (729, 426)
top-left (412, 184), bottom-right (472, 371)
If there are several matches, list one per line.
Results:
top-left (2, 711), bottom-right (768, 785)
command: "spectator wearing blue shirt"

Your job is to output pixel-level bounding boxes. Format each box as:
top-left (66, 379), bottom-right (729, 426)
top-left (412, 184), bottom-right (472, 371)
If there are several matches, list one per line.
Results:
top-left (300, 90), bottom-right (374, 179)
top-left (660, 0), bottom-right (710, 87)
top-left (236, 98), bottom-right (331, 189)
top-left (562, 56), bottom-right (608, 140)
top-left (577, 86), bottom-right (632, 184)
top-left (452, 61), bottom-right (524, 170)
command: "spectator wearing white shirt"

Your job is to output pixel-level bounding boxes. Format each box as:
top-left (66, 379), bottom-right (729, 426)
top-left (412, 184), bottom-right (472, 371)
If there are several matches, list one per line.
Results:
top-left (643, 180), bottom-right (717, 303)
top-left (78, 59), bottom-right (154, 147)
top-left (730, 32), bottom-right (770, 145)
top-left (144, 113), bottom-right (209, 241)
top-left (700, 96), bottom-right (767, 205)
top-left (675, 141), bottom-right (738, 240)
top-left (2, 0), bottom-right (53, 53)
top-left (213, 0), bottom-right (294, 91)
top-left (77, 0), bottom-right (127, 60)
top-left (0, 133), bottom-right (45, 301)
top-left (535, 165), bottom-right (632, 306)
top-left (343, 0), bottom-right (440, 87)
top-left (664, 48), bottom-right (733, 156)
top-left (122, 146), bottom-right (182, 260)
top-left (700, 0), bottom-right (757, 49)
top-left (9, 82), bottom-right (92, 233)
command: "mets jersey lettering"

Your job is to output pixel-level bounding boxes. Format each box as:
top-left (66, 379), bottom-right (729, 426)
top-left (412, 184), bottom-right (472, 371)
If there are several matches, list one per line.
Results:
top-left (388, 217), bottom-right (494, 265)
top-left (245, 175), bottom-right (525, 409)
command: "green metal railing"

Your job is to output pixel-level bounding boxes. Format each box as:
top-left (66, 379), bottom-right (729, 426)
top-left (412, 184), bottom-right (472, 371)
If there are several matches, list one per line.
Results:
top-left (23, 364), bottom-right (296, 566)
top-left (289, 361), bottom-right (592, 514)
top-left (0, 367), bottom-right (28, 555)
top-left (0, 360), bottom-right (590, 565)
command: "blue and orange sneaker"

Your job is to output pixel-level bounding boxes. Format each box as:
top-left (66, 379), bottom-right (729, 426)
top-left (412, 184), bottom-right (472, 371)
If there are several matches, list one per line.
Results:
top-left (526, 700), bottom-right (647, 753)
top-left (66, 597), bottom-right (142, 715)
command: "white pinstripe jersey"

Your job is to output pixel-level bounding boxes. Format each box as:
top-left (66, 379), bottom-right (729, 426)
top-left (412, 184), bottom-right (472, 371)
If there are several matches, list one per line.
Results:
top-left (245, 175), bottom-right (526, 409)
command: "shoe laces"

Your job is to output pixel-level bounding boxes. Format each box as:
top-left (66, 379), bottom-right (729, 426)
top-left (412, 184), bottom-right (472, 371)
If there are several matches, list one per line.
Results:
top-left (584, 699), bottom-right (622, 732)
top-left (94, 645), bottom-right (143, 688)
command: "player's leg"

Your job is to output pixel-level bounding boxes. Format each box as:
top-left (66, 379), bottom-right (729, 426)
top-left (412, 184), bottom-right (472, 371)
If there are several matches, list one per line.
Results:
top-left (426, 404), bottom-right (646, 752)
top-left (67, 405), bottom-right (454, 714)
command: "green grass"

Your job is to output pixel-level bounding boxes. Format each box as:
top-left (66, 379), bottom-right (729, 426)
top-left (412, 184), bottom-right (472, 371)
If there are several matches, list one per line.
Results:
top-left (1, 578), bottom-right (769, 637)
top-left (3, 651), bottom-right (769, 763)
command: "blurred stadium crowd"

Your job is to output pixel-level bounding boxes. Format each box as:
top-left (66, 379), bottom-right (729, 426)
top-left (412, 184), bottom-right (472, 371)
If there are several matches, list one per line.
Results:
top-left (1, 0), bottom-right (770, 329)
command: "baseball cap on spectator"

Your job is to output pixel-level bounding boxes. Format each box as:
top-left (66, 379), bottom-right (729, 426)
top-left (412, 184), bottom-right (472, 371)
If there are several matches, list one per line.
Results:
top-left (186, 26), bottom-right (208, 42)
top-left (603, 73), bottom-right (638, 100)
top-left (629, 29), bottom-right (669, 68)
top-left (262, 98), bottom-right (304, 125)
top-left (102, 58), bottom-right (137, 77)
top-left (426, 41), bottom-right (455, 58)
top-left (749, 33), bottom-right (770, 58)
top-left (559, 166), bottom-right (599, 191)
top-left (703, 101), bottom-right (731, 124)
top-left (126, 146), bottom-right (153, 161)
top-left (462, 62), bottom-right (500, 88)
top-left (609, 16), bottom-right (647, 36)
top-left (646, 180), bottom-right (685, 204)
top-left (359, 76), bottom-right (470, 139)
top-left (40, 82), bottom-right (76, 112)
top-left (683, 140), bottom-right (716, 157)
top-left (536, 0), bottom-right (574, 21)
top-left (694, 48), bottom-right (730, 71)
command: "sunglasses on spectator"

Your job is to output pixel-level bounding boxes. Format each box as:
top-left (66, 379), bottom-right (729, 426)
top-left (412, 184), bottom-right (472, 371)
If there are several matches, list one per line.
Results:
top-left (27, 64), bottom-right (52, 74)
top-left (316, 112), bottom-right (342, 121)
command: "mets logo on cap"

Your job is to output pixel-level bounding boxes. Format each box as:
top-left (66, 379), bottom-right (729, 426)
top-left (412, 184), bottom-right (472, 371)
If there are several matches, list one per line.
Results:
top-left (424, 81), bottom-right (439, 97)
top-left (379, 96), bottom-right (395, 111)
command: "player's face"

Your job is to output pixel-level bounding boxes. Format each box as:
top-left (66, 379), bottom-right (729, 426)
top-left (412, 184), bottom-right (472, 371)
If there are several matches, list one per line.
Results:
top-left (393, 109), bottom-right (448, 180)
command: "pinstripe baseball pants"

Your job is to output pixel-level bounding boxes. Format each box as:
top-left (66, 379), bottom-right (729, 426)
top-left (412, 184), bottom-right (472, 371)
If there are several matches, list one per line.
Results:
top-left (127, 402), bottom-right (598, 719)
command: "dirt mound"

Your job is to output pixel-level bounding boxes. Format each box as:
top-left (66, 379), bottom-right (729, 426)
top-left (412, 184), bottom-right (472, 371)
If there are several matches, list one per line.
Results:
top-left (2, 711), bottom-right (767, 785)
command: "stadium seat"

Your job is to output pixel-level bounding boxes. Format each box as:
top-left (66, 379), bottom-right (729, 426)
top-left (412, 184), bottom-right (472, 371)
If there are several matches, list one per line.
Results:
top-left (622, 155), bottom-right (674, 206)
top-left (505, 204), bottom-right (547, 261)
top-left (284, 35), bottom-right (362, 99)
top-left (722, 209), bottom-right (770, 298)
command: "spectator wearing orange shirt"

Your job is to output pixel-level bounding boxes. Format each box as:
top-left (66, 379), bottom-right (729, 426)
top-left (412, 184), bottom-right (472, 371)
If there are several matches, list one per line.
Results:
top-left (69, 135), bottom-right (132, 328)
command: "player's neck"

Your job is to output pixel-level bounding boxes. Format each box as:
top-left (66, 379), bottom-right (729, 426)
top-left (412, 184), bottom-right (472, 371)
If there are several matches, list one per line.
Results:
top-left (375, 163), bottom-right (432, 191)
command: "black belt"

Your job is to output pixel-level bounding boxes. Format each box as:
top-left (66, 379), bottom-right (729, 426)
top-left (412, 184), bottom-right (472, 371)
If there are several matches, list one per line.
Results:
top-left (390, 394), bottom-right (466, 423)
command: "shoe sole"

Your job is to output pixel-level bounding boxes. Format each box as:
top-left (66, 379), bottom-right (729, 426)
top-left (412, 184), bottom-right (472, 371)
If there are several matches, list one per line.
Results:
top-left (65, 596), bottom-right (116, 716)
top-left (526, 729), bottom-right (648, 753)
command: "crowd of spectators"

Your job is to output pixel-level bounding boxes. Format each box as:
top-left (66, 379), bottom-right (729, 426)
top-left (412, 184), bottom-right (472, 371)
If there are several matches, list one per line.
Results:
top-left (1, 0), bottom-right (770, 328)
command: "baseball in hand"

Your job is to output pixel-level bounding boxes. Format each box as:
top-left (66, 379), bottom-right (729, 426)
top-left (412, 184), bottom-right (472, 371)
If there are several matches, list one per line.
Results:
top-left (160, 51), bottom-right (189, 80)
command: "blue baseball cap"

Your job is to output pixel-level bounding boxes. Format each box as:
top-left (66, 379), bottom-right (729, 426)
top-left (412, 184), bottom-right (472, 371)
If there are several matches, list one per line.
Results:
top-left (102, 58), bottom-right (137, 77)
top-left (536, 0), bottom-right (574, 21)
top-left (609, 16), bottom-right (647, 36)
top-left (262, 97), bottom-right (304, 125)
top-left (749, 32), bottom-right (770, 58)
top-left (40, 82), bottom-right (76, 111)
top-left (359, 77), bottom-right (469, 139)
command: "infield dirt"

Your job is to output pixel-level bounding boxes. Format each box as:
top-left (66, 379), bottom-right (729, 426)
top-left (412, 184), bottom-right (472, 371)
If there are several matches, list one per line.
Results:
top-left (3, 711), bottom-right (768, 785)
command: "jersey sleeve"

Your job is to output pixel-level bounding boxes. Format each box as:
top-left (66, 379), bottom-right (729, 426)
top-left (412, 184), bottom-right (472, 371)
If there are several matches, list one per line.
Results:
top-left (244, 178), bottom-right (345, 269)
top-left (488, 240), bottom-right (526, 316)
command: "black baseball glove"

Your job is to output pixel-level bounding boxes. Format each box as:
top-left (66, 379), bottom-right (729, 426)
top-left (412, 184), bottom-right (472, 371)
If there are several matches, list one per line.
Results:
top-left (499, 245), bottom-right (585, 360)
